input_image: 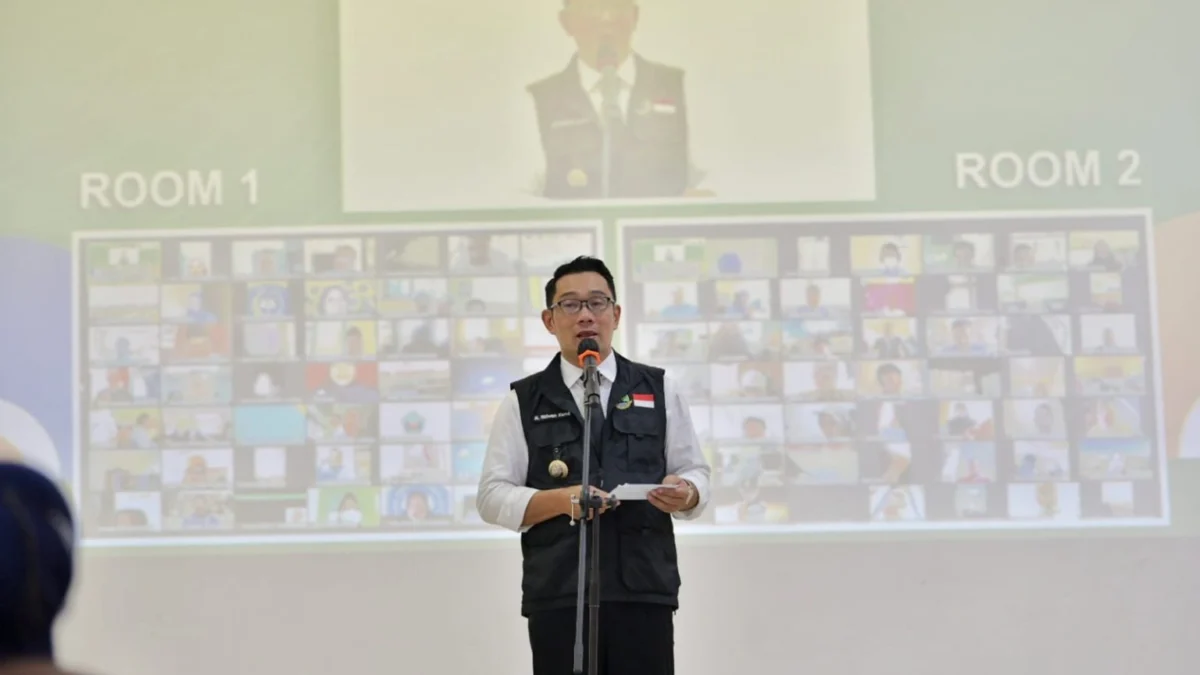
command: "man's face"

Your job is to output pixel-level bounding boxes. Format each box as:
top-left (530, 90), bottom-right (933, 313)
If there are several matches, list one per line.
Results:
top-left (334, 247), bottom-right (356, 271)
top-left (743, 418), bottom-right (766, 439)
top-left (408, 494), bottom-right (429, 519)
top-left (1035, 405), bottom-right (1054, 433)
top-left (881, 370), bottom-right (902, 395)
top-left (559, 0), bottom-right (640, 65)
top-left (806, 285), bottom-right (820, 307)
top-left (1014, 245), bottom-right (1034, 267)
top-left (468, 236), bottom-right (491, 265)
top-left (813, 364), bottom-right (835, 391)
top-left (346, 332), bottom-right (362, 356)
top-left (343, 411), bottom-right (360, 435)
top-left (953, 323), bottom-right (970, 347)
top-left (954, 243), bottom-right (974, 266)
top-left (542, 271), bottom-right (621, 365)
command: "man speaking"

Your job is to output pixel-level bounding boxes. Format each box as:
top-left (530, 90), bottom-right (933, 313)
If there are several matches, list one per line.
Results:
top-left (477, 256), bottom-right (710, 675)
top-left (527, 0), bottom-right (697, 200)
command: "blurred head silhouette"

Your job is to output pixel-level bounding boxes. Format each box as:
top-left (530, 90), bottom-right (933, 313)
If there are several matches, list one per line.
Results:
top-left (0, 462), bottom-right (76, 671)
top-left (559, 0), bottom-right (640, 70)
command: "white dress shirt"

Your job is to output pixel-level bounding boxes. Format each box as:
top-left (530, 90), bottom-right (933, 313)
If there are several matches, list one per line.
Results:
top-left (476, 353), bottom-right (711, 533)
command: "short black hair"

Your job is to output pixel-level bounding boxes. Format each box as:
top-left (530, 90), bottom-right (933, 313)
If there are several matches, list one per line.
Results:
top-left (875, 363), bottom-right (901, 383)
top-left (544, 256), bottom-right (617, 308)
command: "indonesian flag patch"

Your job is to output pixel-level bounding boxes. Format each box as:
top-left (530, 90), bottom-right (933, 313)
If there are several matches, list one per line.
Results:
top-left (632, 393), bottom-right (655, 409)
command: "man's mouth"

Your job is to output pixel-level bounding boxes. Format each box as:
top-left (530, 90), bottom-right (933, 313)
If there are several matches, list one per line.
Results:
top-left (577, 331), bottom-right (598, 340)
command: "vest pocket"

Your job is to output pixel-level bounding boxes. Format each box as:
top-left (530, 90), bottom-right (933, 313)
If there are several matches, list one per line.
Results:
top-left (547, 121), bottom-right (602, 153)
top-left (612, 411), bottom-right (665, 478)
top-left (521, 520), bottom-right (579, 602)
top-left (529, 421), bottom-right (582, 483)
top-left (618, 527), bottom-right (681, 595)
top-left (530, 420), bottom-right (580, 448)
top-left (632, 112), bottom-right (686, 144)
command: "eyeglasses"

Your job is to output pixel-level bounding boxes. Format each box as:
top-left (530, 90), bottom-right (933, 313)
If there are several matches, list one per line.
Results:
top-left (550, 296), bottom-right (614, 315)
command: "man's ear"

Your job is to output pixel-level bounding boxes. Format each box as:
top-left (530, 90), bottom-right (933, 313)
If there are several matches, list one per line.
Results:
top-left (541, 309), bottom-right (555, 333)
top-left (612, 304), bottom-right (621, 330)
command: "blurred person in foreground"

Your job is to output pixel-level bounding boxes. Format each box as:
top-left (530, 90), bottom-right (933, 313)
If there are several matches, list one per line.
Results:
top-left (477, 256), bottom-right (710, 675)
top-left (0, 462), bottom-right (89, 675)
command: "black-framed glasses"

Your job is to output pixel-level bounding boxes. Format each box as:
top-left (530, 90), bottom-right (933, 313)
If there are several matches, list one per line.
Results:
top-left (550, 296), bottom-right (614, 315)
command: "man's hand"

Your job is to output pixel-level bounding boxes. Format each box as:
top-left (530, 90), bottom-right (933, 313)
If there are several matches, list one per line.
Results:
top-left (563, 485), bottom-right (618, 521)
top-left (648, 475), bottom-right (696, 514)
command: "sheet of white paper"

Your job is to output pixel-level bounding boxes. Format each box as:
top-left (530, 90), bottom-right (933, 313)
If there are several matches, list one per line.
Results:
top-left (610, 483), bottom-right (674, 501)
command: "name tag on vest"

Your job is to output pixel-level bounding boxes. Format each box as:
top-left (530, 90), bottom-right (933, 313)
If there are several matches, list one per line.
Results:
top-left (534, 411), bottom-right (572, 422)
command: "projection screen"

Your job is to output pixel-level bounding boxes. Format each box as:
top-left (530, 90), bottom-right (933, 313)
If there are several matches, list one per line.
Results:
top-left (2, 0), bottom-right (1199, 674)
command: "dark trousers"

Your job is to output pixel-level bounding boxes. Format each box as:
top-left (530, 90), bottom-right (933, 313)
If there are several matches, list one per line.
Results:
top-left (527, 602), bottom-right (674, 675)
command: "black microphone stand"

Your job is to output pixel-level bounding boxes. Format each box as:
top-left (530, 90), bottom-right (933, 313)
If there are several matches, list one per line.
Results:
top-left (572, 363), bottom-right (604, 675)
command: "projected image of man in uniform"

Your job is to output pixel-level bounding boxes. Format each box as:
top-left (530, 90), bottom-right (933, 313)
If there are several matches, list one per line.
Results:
top-left (527, 0), bottom-right (709, 200)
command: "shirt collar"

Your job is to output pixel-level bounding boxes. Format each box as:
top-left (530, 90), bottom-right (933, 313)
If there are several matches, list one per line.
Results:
top-left (576, 53), bottom-right (638, 93)
top-left (560, 350), bottom-right (618, 388)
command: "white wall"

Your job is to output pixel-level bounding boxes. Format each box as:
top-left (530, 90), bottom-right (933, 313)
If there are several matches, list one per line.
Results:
top-left (55, 536), bottom-right (1197, 675)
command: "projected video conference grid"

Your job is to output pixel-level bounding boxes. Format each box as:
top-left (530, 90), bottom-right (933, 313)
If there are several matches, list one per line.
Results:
top-left (621, 213), bottom-right (1165, 527)
top-left (76, 225), bottom-right (599, 542)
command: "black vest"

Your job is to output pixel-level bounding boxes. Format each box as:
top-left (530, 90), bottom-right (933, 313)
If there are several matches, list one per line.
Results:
top-left (527, 55), bottom-right (690, 200)
top-left (512, 352), bottom-right (681, 617)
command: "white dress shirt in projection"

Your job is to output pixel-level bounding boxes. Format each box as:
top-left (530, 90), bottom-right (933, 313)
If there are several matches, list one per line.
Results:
top-left (476, 353), bottom-right (710, 533)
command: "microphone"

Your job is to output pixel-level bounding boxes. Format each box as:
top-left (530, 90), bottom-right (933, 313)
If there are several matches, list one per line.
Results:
top-left (577, 337), bottom-right (601, 371)
top-left (572, 336), bottom-right (604, 675)
top-left (577, 337), bottom-right (602, 408)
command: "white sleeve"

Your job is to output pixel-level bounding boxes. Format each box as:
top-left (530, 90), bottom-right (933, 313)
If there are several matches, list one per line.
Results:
top-left (662, 373), bottom-right (712, 521)
top-left (475, 389), bottom-right (538, 533)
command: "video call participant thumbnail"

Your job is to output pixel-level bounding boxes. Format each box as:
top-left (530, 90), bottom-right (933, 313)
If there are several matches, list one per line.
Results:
top-left (527, 0), bottom-right (697, 200)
